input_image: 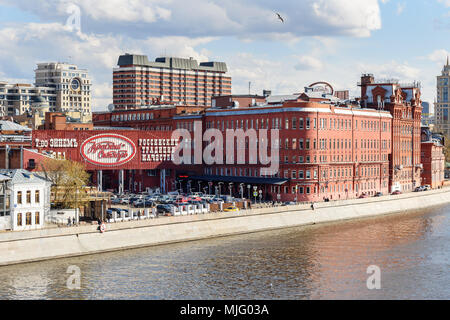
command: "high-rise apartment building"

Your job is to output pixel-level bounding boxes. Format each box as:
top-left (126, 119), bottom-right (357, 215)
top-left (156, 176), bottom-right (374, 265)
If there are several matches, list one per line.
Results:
top-left (34, 62), bottom-right (92, 116)
top-left (435, 57), bottom-right (450, 136)
top-left (113, 54), bottom-right (232, 110)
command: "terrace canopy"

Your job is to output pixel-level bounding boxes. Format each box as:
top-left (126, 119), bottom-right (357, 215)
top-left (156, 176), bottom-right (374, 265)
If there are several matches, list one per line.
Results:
top-left (189, 175), bottom-right (288, 185)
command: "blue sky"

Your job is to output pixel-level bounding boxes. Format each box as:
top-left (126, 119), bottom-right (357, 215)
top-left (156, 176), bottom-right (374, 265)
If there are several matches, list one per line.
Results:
top-left (0, 0), bottom-right (449, 111)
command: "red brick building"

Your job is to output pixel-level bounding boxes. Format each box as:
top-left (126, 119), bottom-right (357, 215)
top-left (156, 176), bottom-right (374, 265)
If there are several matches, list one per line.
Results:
top-left (420, 141), bottom-right (445, 188)
top-left (28, 129), bottom-right (177, 194)
top-left (13, 74), bottom-right (429, 202)
top-left (359, 74), bottom-right (423, 192)
top-left (92, 105), bottom-right (205, 131)
top-left (420, 128), bottom-right (446, 188)
top-left (44, 112), bottom-right (94, 131)
top-left (191, 99), bottom-right (392, 202)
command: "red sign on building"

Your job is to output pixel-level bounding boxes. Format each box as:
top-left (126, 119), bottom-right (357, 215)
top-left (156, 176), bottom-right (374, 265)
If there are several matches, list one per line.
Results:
top-left (31, 130), bottom-right (178, 171)
top-left (80, 134), bottom-right (137, 166)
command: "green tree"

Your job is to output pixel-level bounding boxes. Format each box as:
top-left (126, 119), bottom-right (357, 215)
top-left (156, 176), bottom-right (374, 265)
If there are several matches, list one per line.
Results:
top-left (444, 134), bottom-right (450, 164)
top-left (40, 158), bottom-right (90, 208)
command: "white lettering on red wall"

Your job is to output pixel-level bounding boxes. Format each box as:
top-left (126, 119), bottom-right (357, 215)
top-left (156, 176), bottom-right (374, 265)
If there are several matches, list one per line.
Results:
top-left (35, 138), bottom-right (78, 148)
top-left (139, 138), bottom-right (177, 162)
top-left (81, 134), bottom-right (136, 166)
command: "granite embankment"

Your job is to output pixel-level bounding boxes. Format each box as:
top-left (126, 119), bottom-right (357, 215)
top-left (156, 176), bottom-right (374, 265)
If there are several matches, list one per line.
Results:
top-left (1, 188), bottom-right (449, 266)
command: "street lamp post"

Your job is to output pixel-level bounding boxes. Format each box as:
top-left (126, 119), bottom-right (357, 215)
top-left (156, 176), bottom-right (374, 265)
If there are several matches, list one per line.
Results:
top-left (239, 183), bottom-right (244, 199)
top-left (218, 182), bottom-right (223, 197)
top-left (295, 184), bottom-right (298, 204)
top-left (188, 180), bottom-right (192, 194)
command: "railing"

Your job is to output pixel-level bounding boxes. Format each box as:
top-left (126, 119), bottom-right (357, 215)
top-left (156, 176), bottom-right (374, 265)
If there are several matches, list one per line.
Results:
top-left (0, 135), bottom-right (32, 142)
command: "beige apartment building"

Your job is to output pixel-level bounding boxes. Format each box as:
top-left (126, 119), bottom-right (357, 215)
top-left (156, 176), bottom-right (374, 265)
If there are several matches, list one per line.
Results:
top-left (34, 62), bottom-right (92, 121)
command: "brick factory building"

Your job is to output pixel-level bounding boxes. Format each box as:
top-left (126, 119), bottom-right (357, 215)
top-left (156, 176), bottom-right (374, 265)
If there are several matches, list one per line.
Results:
top-left (359, 74), bottom-right (423, 193)
top-left (189, 93), bottom-right (393, 202)
top-left (420, 127), bottom-right (446, 189)
top-left (6, 74), bottom-right (445, 203)
top-left (113, 54), bottom-right (232, 110)
top-left (28, 129), bottom-right (178, 194)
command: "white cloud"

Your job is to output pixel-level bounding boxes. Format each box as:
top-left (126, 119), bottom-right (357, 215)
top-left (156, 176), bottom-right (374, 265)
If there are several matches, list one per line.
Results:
top-left (0, 22), bottom-right (215, 110)
top-left (0, 0), bottom-right (383, 39)
top-left (294, 55), bottom-right (323, 71)
top-left (356, 61), bottom-right (421, 82)
top-left (428, 49), bottom-right (450, 64)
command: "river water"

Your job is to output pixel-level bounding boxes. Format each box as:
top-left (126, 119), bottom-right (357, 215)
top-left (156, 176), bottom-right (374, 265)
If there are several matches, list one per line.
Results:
top-left (0, 204), bottom-right (449, 300)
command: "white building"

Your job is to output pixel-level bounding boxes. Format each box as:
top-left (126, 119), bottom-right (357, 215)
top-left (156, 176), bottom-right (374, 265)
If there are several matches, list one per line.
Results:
top-left (0, 82), bottom-right (56, 117)
top-left (0, 169), bottom-right (51, 231)
top-left (435, 57), bottom-right (450, 136)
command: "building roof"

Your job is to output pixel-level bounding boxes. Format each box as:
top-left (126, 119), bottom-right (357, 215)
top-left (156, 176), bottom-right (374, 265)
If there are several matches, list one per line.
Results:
top-left (266, 94), bottom-right (300, 104)
top-left (0, 169), bottom-right (50, 185)
top-left (117, 54), bottom-right (228, 72)
top-left (0, 121), bottom-right (32, 132)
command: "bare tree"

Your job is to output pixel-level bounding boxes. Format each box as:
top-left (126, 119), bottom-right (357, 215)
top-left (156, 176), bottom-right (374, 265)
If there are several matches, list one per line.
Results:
top-left (40, 158), bottom-right (90, 208)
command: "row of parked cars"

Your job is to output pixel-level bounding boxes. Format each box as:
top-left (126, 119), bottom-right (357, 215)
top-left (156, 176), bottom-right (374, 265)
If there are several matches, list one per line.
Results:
top-left (108, 192), bottom-right (242, 216)
top-left (414, 185), bottom-right (431, 192)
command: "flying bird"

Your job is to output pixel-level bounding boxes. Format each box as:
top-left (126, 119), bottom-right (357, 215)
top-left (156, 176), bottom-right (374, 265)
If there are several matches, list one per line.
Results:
top-left (276, 13), bottom-right (284, 23)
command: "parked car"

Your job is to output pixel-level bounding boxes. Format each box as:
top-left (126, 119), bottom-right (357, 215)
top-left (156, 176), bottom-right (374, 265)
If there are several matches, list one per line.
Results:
top-left (423, 185), bottom-right (431, 191)
top-left (414, 186), bottom-right (424, 192)
top-left (111, 198), bottom-right (121, 204)
top-left (391, 190), bottom-right (402, 195)
top-left (224, 206), bottom-right (239, 212)
top-left (134, 200), bottom-right (155, 208)
top-left (358, 193), bottom-right (369, 198)
top-left (374, 192), bottom-right (383, 197)
top-left (119, 198), bottom-right (130, 205)
top-left (211, 197), bottom-right (224, 203)
top-left (156, 204), bottom-right (172, 214)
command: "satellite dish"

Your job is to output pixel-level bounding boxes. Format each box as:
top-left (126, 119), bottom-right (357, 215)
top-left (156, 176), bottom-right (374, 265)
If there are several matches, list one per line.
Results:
top-left (107, 104), bottom-right (115, 112)
top-left (233, 101), bottom-right (240, 108)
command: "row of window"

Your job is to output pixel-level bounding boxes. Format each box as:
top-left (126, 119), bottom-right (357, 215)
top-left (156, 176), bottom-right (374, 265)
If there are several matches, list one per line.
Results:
top-left (16, 212), bottom-right (40, 226)
top-left (204, 165), bottom-right (384, 180)
top-left (112, 112), bottom-right (154, 122)
top-left (206, 117), bottom-right (391, 132)
top-left (17, 190), bottom-right (40, 205)
top-left (272, 180), bottom-right (387, 195)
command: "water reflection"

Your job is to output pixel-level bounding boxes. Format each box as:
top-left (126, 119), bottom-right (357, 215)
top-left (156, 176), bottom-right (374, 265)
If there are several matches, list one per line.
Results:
top-left (0, 204), bottom-right (449, 300)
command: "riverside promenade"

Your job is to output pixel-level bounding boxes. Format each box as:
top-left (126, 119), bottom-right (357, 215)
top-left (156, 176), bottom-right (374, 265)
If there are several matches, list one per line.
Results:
top-left (1, 187), bottom-right (450, 266)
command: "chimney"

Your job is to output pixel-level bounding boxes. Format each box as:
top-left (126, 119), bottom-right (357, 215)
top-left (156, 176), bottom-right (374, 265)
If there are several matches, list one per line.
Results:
top-left (360, 74), bottom-right (374, 85)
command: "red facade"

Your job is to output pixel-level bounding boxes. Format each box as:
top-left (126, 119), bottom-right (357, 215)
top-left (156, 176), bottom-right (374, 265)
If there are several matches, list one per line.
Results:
top-left (194, 101), bottom-right (392, 202)
top-left (421, 141), bottom-right (445, 188)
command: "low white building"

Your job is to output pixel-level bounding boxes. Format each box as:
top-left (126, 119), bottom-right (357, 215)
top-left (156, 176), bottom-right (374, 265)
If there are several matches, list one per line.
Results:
top-left (0, 169), bottom-right (51, 231)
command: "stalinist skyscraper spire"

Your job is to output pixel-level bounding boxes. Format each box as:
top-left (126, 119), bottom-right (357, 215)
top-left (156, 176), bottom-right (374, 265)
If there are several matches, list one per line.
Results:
top-left (435, 57), bottom-right (450, 136)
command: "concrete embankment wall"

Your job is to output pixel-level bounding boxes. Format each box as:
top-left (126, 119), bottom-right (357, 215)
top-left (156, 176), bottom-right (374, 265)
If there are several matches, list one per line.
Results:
top-left (1, 188), bottom-right (449, 266)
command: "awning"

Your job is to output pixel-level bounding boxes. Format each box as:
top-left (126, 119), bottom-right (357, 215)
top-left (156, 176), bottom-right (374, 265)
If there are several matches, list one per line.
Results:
top-left (189, 175), bottom-right (288, 185)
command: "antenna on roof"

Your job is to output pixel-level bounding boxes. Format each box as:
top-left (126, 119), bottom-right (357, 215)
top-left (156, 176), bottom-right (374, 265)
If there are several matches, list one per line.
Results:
top-left (249, 81), bottom-right (251, 95)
